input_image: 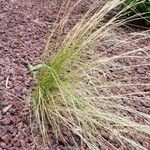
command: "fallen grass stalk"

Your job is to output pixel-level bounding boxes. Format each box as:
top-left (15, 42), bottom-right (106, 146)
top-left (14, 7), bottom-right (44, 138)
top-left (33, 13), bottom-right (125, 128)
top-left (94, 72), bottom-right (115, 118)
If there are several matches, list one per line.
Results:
top-left (31, 0), bottom-right (150, 149)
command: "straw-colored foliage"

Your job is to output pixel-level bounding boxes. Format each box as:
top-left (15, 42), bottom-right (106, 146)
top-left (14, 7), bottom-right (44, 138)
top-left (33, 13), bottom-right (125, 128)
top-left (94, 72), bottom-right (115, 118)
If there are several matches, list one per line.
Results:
top-left (31, 0), bottom-right (150, 149)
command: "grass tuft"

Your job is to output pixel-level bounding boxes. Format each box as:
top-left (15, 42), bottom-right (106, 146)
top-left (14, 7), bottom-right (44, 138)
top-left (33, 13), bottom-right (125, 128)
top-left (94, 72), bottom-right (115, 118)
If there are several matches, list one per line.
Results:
top-left (31, 0), bottom-right (150, 149)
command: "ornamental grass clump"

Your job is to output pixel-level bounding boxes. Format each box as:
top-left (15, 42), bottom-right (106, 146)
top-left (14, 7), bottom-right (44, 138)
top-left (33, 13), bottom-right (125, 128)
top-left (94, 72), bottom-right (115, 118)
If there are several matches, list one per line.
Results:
top-left (31, 0), bottom-right (150, 149)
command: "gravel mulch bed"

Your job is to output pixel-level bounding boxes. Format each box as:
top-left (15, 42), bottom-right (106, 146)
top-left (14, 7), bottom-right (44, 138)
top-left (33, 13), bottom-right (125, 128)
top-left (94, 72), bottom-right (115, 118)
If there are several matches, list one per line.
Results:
top-left (0, 0), bottom-right (150, 150)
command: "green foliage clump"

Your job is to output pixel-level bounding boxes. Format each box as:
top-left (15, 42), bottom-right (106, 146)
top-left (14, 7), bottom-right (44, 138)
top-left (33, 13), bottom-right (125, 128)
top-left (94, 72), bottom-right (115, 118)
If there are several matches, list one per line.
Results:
top-left (125, 0), bottom-right (150, 25)
top-left (30, 0), bottom-right (150, 149)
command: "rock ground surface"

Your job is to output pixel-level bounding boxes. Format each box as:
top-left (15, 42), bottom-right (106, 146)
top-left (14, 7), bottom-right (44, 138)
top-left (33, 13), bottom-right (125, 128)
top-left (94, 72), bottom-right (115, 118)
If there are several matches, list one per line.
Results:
top-left (0, 0), bottom-right (150, 150)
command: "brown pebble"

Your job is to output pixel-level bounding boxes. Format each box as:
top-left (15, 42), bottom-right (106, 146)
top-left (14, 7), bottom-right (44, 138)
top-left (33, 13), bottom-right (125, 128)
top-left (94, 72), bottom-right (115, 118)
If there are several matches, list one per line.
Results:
top-left (136, 67), bottom-right (145, 74)
top-left (20, 139), bottom-right (26, 147)
top-left (1, 135), bottom-right (9, 144)
top-left (11, 138), bottom-right (17, 145)
top-left (18, 122), bottom-right (23, 129)
top-left (9, 147), bottom-right (16, 150)
top-left (1, 118), bottom-right (11, 125)
top-left (0, 142), bottom-right (7, 149)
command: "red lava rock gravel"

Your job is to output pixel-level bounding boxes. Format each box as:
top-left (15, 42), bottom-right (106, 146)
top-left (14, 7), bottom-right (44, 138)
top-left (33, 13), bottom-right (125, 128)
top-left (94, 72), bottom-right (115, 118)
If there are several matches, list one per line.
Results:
top-left (0, 0), bottom-right (59, 149)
